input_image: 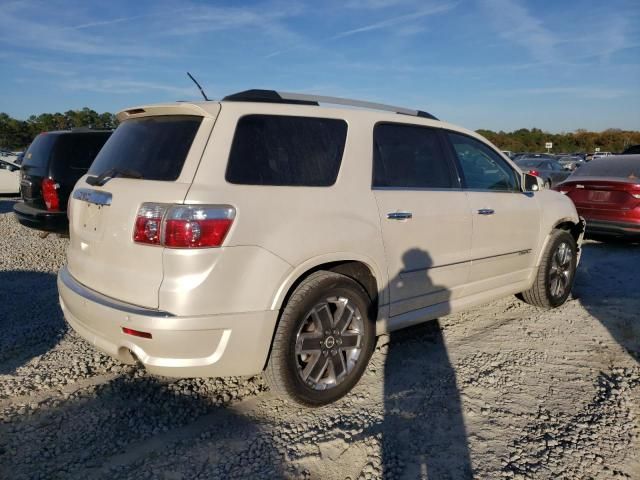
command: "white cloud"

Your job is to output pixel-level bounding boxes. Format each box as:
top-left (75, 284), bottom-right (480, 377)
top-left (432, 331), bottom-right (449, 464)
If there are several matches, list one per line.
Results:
top-left (331, 2), bottom-right (457, 39)
top-left (498, 87), bottom-right (629, 100)
top-left (479, 0), bottom-right (556, 62)
top-left (62, 78), bottom-right (196, 97)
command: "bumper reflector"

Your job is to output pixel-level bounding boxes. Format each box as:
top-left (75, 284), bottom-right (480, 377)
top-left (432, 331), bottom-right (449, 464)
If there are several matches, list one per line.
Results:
top-left (122, 327), bottom-right (152, 339)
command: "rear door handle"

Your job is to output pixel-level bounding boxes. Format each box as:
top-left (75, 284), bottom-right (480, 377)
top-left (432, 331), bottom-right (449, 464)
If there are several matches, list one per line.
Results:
top-left (387, 211), bottom-right (413, 220)
top-left (477, 208), bottom-right (495, 215)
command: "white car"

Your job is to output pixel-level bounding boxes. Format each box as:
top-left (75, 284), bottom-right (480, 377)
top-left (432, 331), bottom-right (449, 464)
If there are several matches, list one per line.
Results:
top-left (58, 90), bottom-right (585, 406)
top-left (0, 158), bottom-right (20, 194)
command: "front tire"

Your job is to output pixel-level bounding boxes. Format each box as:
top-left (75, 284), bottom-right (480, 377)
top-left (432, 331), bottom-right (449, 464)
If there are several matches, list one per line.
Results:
top-left (264, 271), bottom-right (376, 406)
top-left (519, 229), bottom-right (577, 308)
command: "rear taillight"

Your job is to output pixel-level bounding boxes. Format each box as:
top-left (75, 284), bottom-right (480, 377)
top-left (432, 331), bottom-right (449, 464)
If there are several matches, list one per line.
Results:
top-left (134, 203), bottom-right (168, 245)
top-left (42, 178), bottom-right (60, 211)
top-left (133, 203), bottom-right (235, 248)
top-left (528, 170), bottom-right (540, 177)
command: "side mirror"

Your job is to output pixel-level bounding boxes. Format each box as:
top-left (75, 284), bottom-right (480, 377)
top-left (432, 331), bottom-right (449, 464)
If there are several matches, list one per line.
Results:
top-left (523, 173), bottom-right (540, 192)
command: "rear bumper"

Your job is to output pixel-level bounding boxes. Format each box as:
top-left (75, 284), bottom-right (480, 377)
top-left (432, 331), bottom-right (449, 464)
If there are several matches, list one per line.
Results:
top-left (58, 266), bottom-right (279, 378)
top-left (13, 202), bottom-right (68, 233)
top-left (584, 218), bottom-right (640, 237)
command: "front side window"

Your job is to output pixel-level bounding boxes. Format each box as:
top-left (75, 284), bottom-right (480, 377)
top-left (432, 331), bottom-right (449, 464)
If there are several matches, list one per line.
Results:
top-left (373, 123), bottom-right (454, 188)
top-left (226, 115), bottom-right (347, 186)
top-left (447, 132), bottom-right (519, 191)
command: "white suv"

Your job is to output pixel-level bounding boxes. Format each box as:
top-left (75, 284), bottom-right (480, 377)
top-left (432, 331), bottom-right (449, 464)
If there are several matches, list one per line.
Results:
top-left (58, 90), bottom-right (585, 406)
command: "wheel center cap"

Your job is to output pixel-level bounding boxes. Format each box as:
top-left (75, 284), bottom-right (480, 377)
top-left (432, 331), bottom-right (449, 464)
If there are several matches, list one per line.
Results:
top-left (324, 336), bottom-right (336, 349)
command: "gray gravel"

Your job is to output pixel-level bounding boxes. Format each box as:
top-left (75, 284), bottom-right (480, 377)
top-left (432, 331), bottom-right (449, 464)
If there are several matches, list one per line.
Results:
top-left (0, 197), bottom-right (638, 479)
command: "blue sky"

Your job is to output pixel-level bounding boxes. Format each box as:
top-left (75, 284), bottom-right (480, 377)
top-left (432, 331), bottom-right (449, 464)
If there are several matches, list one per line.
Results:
top-left (1, 0), bottom-right (639, 132)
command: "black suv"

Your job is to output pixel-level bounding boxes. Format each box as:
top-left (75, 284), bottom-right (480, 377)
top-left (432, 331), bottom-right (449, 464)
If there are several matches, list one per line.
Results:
top-left (14, 129), bottom-right (111, 233)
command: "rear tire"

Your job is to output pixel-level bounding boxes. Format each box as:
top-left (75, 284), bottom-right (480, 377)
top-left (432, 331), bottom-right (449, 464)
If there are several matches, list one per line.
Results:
top-left (264, 271), bottom-right (376, 407)
top-left (518, 229), bottom-right (577, 309)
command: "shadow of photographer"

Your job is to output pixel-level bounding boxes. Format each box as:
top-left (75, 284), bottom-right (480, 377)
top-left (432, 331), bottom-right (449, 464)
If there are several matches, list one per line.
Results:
top-left (380, 248), bottom-right (473, 479)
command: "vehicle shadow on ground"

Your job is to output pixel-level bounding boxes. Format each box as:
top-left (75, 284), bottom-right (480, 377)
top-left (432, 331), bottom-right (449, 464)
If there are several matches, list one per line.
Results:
top-left (0, 271), bottom-right (66, 374)
top-left (379, 248), bottom-right (472, 478)
top-left (574, 241), bottom-right (640, 362)
top-left (0, 375), bottom-right (282, 479)
top-left (0, 197), bottom-right (17, 214)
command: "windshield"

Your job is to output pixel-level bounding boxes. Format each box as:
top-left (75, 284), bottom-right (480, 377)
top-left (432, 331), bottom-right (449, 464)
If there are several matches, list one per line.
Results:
top-left (88, 115), bottom-right (202, 181)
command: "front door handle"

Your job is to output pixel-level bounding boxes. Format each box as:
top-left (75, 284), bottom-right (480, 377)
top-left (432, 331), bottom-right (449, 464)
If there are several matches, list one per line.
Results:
top-left (387, 211), bottom-right (413, 220)
top-left (477, 208), bottom-right (495, 215)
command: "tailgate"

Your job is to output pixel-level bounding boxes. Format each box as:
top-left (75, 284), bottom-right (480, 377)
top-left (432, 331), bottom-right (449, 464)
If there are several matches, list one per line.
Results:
top-left (66, 107), bottom-right (217, 309)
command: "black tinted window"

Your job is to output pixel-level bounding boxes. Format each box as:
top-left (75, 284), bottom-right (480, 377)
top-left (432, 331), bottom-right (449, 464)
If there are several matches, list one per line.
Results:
top-left (89, 116), bottom-right (202, 181)
top-left (448, 132), bottom-right (519, 191)
top-left (373, 123), bottom-right (453, 188)
top-left (23, 134), bottom-right (58, 169)
top-left (226, 115), bottom-right (347, 186)
top-left (52, 133), bottom-right (111, 171)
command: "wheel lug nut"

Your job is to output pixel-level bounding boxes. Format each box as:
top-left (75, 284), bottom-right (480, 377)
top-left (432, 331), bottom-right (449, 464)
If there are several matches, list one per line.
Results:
top-left (333, 330), bottom-right (338, 335)
top-left (325, 330), bottom-right (330, 335)
top-left (331, 349), bottom-right (337, 355)
top-left (322, 350), bottom-right (328, 356)
top-left (337, 338), bottom-right (342, 345)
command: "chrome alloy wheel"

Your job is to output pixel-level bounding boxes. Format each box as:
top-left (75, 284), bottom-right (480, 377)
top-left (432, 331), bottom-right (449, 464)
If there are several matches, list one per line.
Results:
top-left (549, 241), bottom-right (573, 298)
top-left (295, 296), bottom-right (364, 391)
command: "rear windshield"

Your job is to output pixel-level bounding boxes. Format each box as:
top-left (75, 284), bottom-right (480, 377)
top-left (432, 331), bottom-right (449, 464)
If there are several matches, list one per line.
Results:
top-left (226, 115), bottom-right (347, 186)
top-left (23, 134), bottom-right (58, 168)
top-left (575, 157), bottom-right (640, 179)
top-left (517, 160), bottom-right (544, 168)
top-left (52, 133), bottom-right (111, 171)
top-left (88, 115), bottom-right (202, 181)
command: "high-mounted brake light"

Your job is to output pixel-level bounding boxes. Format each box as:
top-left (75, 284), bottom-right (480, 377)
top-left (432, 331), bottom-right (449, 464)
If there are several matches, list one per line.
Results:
top-left (133, 203), bottom-right (235, 248)
top-left (42, 178), bottom-right (60, 211)
top-left (528, 170), bottom-right (540, 177)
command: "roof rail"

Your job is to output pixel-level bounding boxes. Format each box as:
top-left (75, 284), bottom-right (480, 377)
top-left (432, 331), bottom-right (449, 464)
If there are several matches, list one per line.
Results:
top-left (222, 89), bottom-right (439, 120)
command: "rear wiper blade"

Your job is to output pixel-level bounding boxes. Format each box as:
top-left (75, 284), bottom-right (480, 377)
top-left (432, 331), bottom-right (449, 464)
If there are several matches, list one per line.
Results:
top-left (86, 168), bottom-right (143, 186)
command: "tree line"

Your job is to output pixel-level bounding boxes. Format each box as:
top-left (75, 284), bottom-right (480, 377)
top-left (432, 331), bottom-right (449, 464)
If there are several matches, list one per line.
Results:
top-left (0, 108), bottom-right (118, 150)
top-left (1, 109), bottom-right (638, 153)
top-left (477, 128), bottom-right (640, 154)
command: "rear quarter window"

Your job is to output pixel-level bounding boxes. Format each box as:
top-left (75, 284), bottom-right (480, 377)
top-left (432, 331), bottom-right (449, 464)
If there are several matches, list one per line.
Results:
top-left (225, 115), bottom-right (347, 186)
top-left (88, 116), bottom-right (202, 181)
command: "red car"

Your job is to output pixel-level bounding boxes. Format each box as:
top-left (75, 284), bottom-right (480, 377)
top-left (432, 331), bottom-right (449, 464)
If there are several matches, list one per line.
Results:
top-left (554, 155), bottom-right (640, 239)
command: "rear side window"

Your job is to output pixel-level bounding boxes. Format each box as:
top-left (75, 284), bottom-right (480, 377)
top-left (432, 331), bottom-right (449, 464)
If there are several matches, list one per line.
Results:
top-left (23, 134), bottom-right (58, 169)
top-left (88, 116), bottom-right (202, 181)
top-left (52, 133), bottom-right (111, 171)
top-left (373, 123), bottom-right (454, 188)
top-left (226, 115), bottom-right (347, 186)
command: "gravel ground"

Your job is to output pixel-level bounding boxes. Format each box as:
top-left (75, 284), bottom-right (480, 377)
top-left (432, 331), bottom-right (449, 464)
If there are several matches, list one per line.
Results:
top-left (0, 196), bottom-right (638, 479)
